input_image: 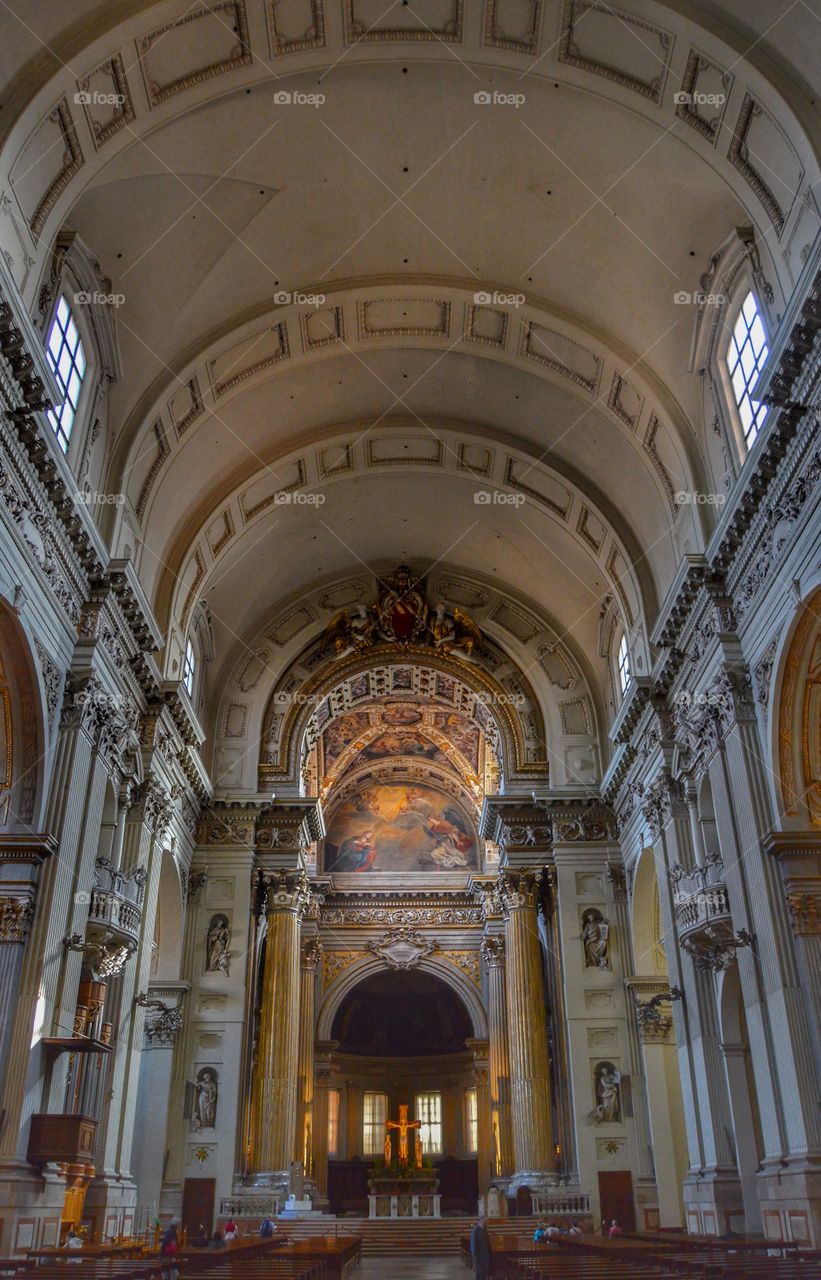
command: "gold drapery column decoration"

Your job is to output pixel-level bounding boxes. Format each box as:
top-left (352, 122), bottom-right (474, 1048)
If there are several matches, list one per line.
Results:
top-left (250, 870), bottom-right (312, 1182)
top-left (481, 936), bottom-right (515, 1178)
top-left (499, 869), bottom-right (554, 1184)
top-left (296, 936), bottom-right (322, 1172)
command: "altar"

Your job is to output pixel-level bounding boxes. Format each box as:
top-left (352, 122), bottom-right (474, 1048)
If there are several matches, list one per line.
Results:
top-left (367, 1176), bottom-right (441, 1219)
top-left (368, 1104), bottom-right (441, 1218)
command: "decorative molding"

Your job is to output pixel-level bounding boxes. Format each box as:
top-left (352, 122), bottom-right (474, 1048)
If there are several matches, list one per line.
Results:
top-left (0, 893), bottom-right (36, 941)
top-left (367, 927), bottom-right (439, 969)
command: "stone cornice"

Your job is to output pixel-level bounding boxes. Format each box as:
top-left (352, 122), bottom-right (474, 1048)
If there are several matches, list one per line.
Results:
top-left (0, 832), bottom-right (58, 864)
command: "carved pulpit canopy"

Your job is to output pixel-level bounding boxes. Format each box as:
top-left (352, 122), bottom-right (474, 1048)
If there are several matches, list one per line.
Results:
top-left (368, 927), bottom-right (438, 970)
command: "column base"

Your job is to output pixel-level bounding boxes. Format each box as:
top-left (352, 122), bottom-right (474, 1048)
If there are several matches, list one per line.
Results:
top-left (247, 1170), bottom-right (291, 1199)
top-left (0, 1161), bottom-right (66, 1254)
top-left (756, 1154), bottom-right (821, 1247)
top-left (507, 1169), bottom-right (560, 1194)
top-left (85, 1172), bottom-right (138, 1240)
top-left (682, 1166), bottom-right (746, 1236)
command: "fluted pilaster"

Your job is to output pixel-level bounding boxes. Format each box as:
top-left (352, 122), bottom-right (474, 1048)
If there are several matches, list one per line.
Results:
top-left (480, 936), bottom-right (514, 1177)
top-left (250, 871), bottom-right (312, 1183)
top-left (295, 936), bottom-right (321, 1171)
top-left (498, 870), bottom-right (554, 1184)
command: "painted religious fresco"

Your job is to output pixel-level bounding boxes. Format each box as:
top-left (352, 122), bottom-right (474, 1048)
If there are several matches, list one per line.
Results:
top-left (431, 710), bottom-right (480, 770)
top-left (323, 710), bottom-right (371, 768)
top-left (323, 782), bottom-right (479, 873)
top-left (359, 730), bottom-right (450, 766)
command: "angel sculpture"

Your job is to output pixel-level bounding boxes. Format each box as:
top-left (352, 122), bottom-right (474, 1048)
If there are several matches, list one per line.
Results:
top-left (430, 602), bottom-right (483, 657)
top-left (319, 604), bottom-right (375, 656)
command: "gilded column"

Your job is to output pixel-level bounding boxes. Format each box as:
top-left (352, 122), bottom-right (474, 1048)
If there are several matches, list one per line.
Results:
top-left (499, 869), bottom-right (554, 1188)
top-left (295, 936), bottom-right (322, 1173)
top-left (250, 869), bottom-right (311, 1189)
top-left (480, 936), bottom-right (514, 1178)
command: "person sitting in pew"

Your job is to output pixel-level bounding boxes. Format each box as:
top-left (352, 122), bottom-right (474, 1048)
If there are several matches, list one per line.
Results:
top-left (608, 1219), bottom-right (623, 1238)
top-left (190, 1224), bottom-right (209, 1247)
top-left (208, 1231), bottom-right (226, 1249)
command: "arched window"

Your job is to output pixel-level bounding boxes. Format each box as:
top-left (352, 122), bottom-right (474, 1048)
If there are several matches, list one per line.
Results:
top-left (725, 291), bottom-right (768, 451)
top-left (45, 295), bottom-right (87, 452)
top-left (182, 638), bottom-right (196, 697)
top-left (617, 632), bottom-right (631, 696)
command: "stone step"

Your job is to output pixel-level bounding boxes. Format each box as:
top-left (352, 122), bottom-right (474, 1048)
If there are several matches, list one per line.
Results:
top-left (266, 1216), bottom-right (542, 1256)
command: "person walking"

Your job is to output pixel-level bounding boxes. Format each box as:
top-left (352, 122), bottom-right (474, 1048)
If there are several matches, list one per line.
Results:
top-left (159, 1219), bottom-right (179, 1280)
top-left (470, 1215), bottom-right (492, 1280)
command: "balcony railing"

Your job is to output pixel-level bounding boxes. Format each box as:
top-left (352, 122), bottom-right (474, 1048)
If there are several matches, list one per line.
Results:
top-left (86, 858), bottom-right (146, 946)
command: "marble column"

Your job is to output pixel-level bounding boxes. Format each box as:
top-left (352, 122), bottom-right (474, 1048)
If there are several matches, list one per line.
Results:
top-left (498, 869), bottom-right (554, 1188)
top-left (480, 936), bottom-right (514, 1178)
top-left (295, 936), bottom-right (321, 1173)
top-left (250, 869), bottom-right (311, 1189)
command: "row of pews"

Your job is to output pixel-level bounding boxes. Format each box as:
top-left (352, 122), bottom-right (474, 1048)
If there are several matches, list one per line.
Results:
top-left (460, 1230), bottom-right (821, 1279)
top-left (0, 1234), bottom-right (361, 1280)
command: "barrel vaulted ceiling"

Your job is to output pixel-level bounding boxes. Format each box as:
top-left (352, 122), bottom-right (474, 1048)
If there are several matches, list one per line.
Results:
top-left (0, 0), bottom-right (817, 750)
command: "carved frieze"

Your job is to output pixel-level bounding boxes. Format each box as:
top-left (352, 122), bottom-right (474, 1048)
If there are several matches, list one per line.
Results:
top-left (734, 449), bottom-right (821, 624)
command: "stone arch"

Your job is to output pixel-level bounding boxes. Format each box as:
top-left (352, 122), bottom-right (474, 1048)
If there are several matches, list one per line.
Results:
top-left (316, 954), bottom-right (487, 1043)
top-left (0, 598), bottom-right (46, 829)
top-left (1, 1), bottom-right (815, 316)
top-left (772, 586), bottom-right (821, 828)
top-left (261, 646), bottom-right (545, 788)
top-left (210, 565), bottom-right (605, 794)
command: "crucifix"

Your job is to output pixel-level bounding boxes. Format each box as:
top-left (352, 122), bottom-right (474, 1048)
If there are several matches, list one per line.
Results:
top-left (385, 1103), bottom-right (423, 1168)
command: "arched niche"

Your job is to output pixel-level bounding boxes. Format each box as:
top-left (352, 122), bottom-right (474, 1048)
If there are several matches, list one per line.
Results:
top-left (631, 846), bottom-right (668, 977)
top-left (316, 955), bottom-right (487, 1043)
top-left (151, 850), bottom-right (184, 981)
top-left (0, 599), bottom-right (46, 829)
top-left (773, 586), bottom-right (821, 829)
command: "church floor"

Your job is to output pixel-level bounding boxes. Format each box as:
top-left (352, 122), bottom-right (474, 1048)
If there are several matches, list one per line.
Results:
top-left (357, 1256), bottom-right (466, 1279)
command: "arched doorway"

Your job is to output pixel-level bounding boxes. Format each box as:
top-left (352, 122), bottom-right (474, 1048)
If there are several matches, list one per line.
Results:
top-left (321, 967), bottom-right (482, 1215)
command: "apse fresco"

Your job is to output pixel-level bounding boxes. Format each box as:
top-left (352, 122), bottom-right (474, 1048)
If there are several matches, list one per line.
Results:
top-left (359, 730), bottom-right (450, 766)
top-left (323, 783), bottom-right (478, 873)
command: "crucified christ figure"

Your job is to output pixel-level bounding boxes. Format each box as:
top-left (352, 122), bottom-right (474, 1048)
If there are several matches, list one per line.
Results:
top-left (386, 1104), bottom-right (422, 1168)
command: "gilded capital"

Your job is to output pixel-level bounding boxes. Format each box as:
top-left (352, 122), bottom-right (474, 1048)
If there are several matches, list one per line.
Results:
top-left (497, 869), bottom-right (542, 913)
top-left (301, 937), bottom-right (323, 971)
top-left (481, 935), bottom-right (506, 969)
top-left (261, 869), bottom-right (312, 917)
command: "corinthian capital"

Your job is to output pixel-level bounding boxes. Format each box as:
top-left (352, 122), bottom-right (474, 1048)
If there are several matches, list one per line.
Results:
top-left (497, 869), bottom-right (542, 913)
top-left (261, 869), bottom-right (312, 917)
top-left (480, 935), bottom-right (505, 969)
